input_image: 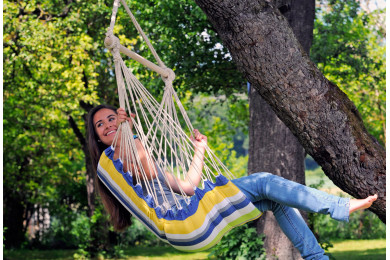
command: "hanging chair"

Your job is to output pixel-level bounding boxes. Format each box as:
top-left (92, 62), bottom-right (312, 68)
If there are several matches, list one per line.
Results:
top-left (98, 0), bottom-right (262, 252)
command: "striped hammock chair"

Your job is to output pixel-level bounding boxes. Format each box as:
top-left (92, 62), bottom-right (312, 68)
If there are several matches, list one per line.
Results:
top-left (98, 0), bottom-right (262, 252)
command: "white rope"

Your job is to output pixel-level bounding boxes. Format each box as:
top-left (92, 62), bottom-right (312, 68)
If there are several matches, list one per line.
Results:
top-left (105, 1), bottom-right (237, 209)
top-left (120, 0), bottom-right (166, 69)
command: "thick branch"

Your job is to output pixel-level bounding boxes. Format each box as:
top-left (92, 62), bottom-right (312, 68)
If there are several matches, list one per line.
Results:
top-left (195, 0), bottom-right (385, 222)
top-left (68, 115), bottom-right (85, 148)
top-left (18, 1), bottom-right (73, 21)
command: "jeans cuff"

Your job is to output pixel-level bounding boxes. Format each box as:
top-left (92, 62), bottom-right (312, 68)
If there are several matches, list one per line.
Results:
top-left (332, 197), bottom-right (350, 222)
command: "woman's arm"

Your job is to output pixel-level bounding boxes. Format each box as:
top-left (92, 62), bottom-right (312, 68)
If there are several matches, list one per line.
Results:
top-left (166, 129), bottom-right (207, 196)
top-left (115, 108), bottom-right (157, 180)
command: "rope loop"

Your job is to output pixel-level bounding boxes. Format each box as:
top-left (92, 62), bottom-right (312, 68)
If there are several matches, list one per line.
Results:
top-left (104, 34), bottom-right (120, 50)
top-left (105, 34), bottom-right (122, 63)
top-left (162, 68), bottom-right (176, 84)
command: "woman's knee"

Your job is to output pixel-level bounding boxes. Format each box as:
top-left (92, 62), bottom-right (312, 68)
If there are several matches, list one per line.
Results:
top-left (251, 172), bottom-right (273, 179)
top-left (251, 172), bottom-right (274, 187)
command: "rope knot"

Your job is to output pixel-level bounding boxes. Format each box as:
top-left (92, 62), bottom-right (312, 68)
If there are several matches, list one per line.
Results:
top-left (104, 34), bottom-right (120, 51)
top-left (105, 34), bottom-right (122, 62)
top-left (162, 68), bottom-right (176, 83)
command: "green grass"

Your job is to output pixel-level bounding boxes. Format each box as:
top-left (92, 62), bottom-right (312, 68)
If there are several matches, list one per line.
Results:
top-left (118, 246), bottom-right (210, 259)
top-left (327, 239), bottom-right (386, 260)
top-left (4, 239), bottom-right (386, 259)
top-left (3, 249), bottom-right (77, 260)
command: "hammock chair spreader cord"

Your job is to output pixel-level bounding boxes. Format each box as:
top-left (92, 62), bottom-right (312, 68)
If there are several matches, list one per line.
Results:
top-left (104, 0), bottom-right (237, 209)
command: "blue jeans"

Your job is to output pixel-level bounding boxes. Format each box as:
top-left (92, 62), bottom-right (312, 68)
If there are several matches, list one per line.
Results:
top-left (232, 172), bottom-right (350, 260)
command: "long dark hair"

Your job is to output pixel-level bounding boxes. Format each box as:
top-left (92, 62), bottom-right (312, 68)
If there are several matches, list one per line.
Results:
top-left (87, 104), bottom-right (132, 231)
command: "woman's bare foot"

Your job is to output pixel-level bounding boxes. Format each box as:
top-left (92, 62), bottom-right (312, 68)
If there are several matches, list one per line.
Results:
top-left (349, 194), bottom-right (378, 214)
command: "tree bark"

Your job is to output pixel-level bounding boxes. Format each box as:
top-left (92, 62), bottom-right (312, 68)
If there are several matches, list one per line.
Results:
top-left (69, 111), bottom-right (95, 217)
top-left (249, 1), bottom-right (314, 259)
top-left (250, 90), bottom-right (305, 259)
top-left (194, 0), bottom-right (385, 222)
top-left (3, 195), bottom-right (26, 248)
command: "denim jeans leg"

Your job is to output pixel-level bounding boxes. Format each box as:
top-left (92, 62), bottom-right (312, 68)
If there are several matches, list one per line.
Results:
top-left (232, 172), bottom-right (350, 222)
top-left (253, 199), bottom-right (328, 260)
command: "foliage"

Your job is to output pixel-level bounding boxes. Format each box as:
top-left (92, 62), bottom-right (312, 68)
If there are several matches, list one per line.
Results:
top-left (310, 207), bottom-right (386, 240)
top-left (305, 155), bottom-right (319, 170)
top-left (116, 0), bottom-right (245, 98)
top-left (311, 0), bottom-right (386, 145)
top-left (188, 93), bottom-right (250, 178)
top-left (3, 0), bottom-right (105, 248)
top-left (117, 218), bottom-right (162, 247)
top-left (208, 223), bottom-right (266, 260)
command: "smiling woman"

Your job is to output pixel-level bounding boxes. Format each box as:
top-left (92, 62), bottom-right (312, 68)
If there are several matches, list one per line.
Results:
top-left (93, 108), bottom-right (119, 145)
top-left (87, 104), bottom-right (133, 231)
top-left (87, 103), bottom-right (377, 257)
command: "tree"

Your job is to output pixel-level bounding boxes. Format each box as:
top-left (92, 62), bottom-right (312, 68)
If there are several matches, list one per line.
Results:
top-left (249, 1), bottom-right (314, 258)
top-left (194, 0), bottom-right (385, 222)
top-left (3, 0), bottom-right (106, 248)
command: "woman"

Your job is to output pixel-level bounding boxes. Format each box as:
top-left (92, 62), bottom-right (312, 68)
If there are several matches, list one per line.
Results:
top-left (88, 104), bottom-right (377, 260)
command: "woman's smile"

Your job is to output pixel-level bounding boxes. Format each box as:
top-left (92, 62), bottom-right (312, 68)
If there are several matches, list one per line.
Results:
top-left (93, 108), bottom-right (119, 146)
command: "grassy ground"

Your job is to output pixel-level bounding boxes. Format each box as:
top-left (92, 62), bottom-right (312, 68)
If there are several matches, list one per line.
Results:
top-left (119, 246), bottom-right (210, 260)
top-left (327, 239), bottom-right (386, 260)
top-left (4, 239), bottom-right (386, 259)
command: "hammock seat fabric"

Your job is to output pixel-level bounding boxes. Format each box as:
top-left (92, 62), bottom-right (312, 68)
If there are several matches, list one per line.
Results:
top-left (97, 146), bottom-right (262, 252)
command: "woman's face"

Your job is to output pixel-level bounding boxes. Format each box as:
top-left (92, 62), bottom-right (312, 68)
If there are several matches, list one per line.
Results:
top-left (93, 108), bottom-right (118, 146)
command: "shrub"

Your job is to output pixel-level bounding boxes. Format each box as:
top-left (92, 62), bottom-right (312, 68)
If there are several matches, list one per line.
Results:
top-left (209, 223), bottom-right (266, 260)
top-left (116, 218), bottom-right (162, 247)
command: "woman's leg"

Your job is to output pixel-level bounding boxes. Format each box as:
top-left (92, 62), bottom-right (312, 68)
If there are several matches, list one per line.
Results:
top-left (232, 172), bottom-right (350, 222)
top-left (253, 199), bottom-right (328, 260)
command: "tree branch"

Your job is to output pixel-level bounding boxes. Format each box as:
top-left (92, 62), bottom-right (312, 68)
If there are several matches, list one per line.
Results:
top-left (68, 115), bottom-right (85, 148)
top-left (194, 0), bottom-right (386, 222)
top-left (17, 1), bottom-right (73, 21)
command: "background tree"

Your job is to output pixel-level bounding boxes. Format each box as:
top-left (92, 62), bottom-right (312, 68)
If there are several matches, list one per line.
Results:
top-left (249, 1), bottom-right (314, 258)
top-left (3, 0), bottom-right (101, 247)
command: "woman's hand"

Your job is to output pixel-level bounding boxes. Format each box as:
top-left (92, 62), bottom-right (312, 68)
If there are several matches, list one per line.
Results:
top-left (190, 129), bottom-right (207, 151)
top-left (116, 108), bottom-right (136, 129)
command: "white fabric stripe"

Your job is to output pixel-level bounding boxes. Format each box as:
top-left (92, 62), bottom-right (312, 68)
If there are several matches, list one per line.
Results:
top-left (165, 203), bottom-right (256, 244)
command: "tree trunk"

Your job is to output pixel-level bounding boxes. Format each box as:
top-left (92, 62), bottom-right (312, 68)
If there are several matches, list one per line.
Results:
top-left (194, 0), bottom-right (385, 222)
top-left (248, 2), bottom-right (314, 259)
top-left (249, 89), bottom-right (305, 259)
top-left (69, 105), bottom-right (96, 217)
top-left (3, 195), bottom-right (26, 248)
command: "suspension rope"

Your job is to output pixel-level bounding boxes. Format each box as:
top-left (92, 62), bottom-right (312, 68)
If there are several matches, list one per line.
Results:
top-left (104, 0), bottom-right (236, 209)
